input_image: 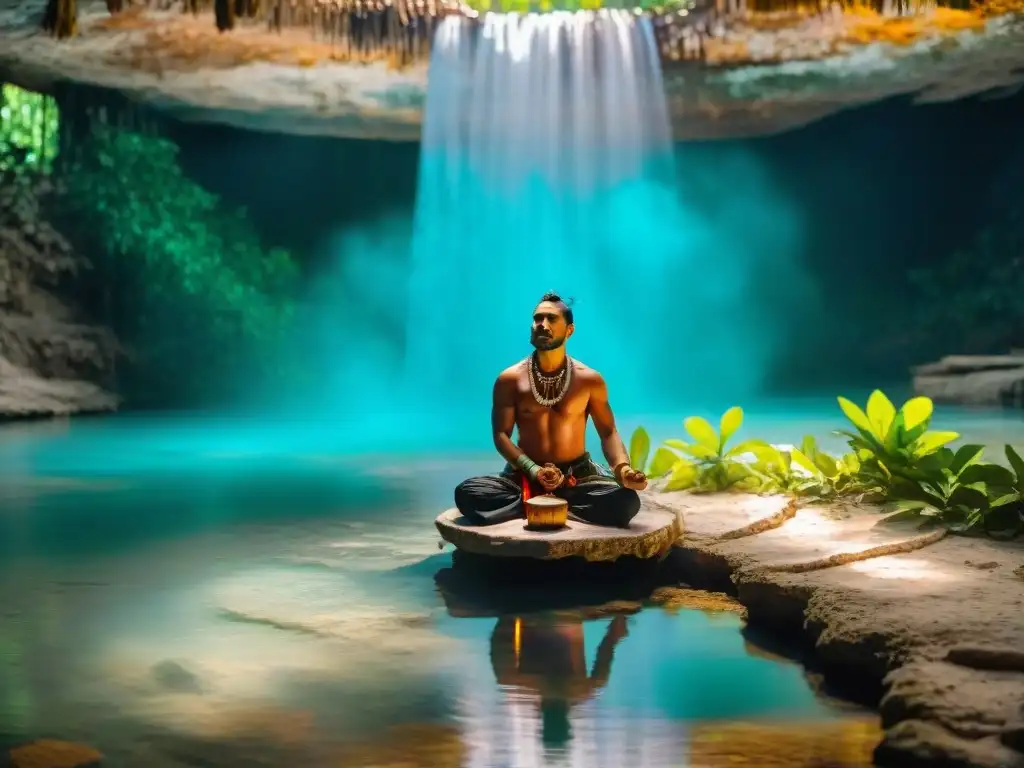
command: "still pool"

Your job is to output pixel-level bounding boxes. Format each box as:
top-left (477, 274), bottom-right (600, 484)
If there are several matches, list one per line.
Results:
top-left (2, 404), bottom-right (1022, 767)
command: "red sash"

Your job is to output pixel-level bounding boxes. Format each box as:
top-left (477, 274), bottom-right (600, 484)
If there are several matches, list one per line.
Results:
top-left (518, 467), bottom-right (577, 506)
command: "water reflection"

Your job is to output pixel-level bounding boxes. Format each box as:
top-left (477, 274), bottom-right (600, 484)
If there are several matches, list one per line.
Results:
top-left (0, 414), bottom-right (897, 767)
top-left (491, 614), bottom-right (629, 748)
top-left (429, 560), bottom-right (877, 767)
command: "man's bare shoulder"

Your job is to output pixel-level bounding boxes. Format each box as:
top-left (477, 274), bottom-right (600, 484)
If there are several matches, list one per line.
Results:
top-left (495, 360), bottom-right (527, 384)
top-left (571, 360), bottom-right (605, 386)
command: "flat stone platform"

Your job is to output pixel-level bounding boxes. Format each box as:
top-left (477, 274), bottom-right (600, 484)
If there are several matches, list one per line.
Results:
top-left (649, 489), bottom-right (1024, 768)
top-left (434, 507), bottom-right (682, 563)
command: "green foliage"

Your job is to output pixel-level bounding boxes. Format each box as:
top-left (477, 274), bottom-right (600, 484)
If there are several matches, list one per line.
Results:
top-left (635, 407), bottom-right (774, 493)
top-left (0, 84), bottom-right (60, 176)
top-left (60, 124), bottom-right (299, 403)
top-left (835, 390), bottom-right (959, 490)
top-left (630, 388), bottom-right (1024, 540)
top-left (753, 436), bottom-right (867, 500)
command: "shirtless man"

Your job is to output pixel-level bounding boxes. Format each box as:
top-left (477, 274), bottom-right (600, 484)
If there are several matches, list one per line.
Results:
top-left (454, 292), bottom-right (647, 527)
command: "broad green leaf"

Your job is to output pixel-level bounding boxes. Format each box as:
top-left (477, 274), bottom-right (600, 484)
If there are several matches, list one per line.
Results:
top-left (684, 417), bottom-right (720, 452)
top-left (723, 461), bottom-right (754, 487)
top-left (894, 481), bottom-right (945, 509)
top-left (789, 448), bottom-right (821, 477)
top-left (719, 406), bottom-right (744, 447)
top-left (726, 439), bottom-right (775, 460)
top-left (664, 439), bottom-right (689, 452)
top-left (1005, 445), bottom-right (1024, 483)
top-left (648, 447), bottom-right (679, 479)
top-left (800, 434), bottom-right (819, 457)
top-left (912, 430), bottom-right (960, 457)
top-left (989, 493), bottom-right (1021, 508)
top-left (838, 396), bottom-right (876, 440)
top-left (884, 502), bottom-right (932, 523)
top-left (958, 462), bottom-right (1014, 488)
top-left (883, 410), bottom-right (906, 454)
top-left (674, 442), bottom-right (719, 460)
top-left (812, 450), bottom-right (840, 478)
top-left (866, 390), bottom-right (896, 442)
top-left (949, 444), bottom-right (985, 476)
top-left (900, 396), bottom-right (933, 432)
top-left (947, 484), bottom-right (988, 510)
top-left (901, 420), bottom-right (930, 447)
top-left (629, 427), bottom-right (651, 475)
top-left (663, 460), bottom-right (698, 492)
top-left (947, 507), bottom-right (984, 533)
top-left (840, 452), bottom-right (861, 473)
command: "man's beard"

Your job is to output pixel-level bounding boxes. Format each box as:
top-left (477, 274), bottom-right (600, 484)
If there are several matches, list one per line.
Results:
top-left (530, 332), bottom-right (565, 352)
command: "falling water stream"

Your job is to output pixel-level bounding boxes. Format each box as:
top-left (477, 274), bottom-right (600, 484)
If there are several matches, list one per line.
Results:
top-left (406, 10), bottom-right (684, 413)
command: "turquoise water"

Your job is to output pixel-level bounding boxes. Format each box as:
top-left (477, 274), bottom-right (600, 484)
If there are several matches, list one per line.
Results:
top-left (2, 402), bottom-right (1021, 766)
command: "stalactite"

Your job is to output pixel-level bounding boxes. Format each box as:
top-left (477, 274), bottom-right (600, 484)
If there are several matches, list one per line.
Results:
top-left (42, 0), bottom-right (78, 39)
top-left (215, 0), bottom-right (236, 29)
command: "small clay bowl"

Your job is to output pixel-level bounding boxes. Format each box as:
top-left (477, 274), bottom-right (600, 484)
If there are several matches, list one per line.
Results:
top-left (525, 494), bottom-right (568, 531)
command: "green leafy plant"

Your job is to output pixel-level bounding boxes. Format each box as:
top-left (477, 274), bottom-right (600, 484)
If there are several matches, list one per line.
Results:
top-left (987, 445), bottom-right (1024, 538)
top-left (633, 389), bottom-right (1023, 540)
top-left (753, 436), bottom-right (868, 500)
top-left (629, 407), bottom-right (773, 493)
top-left (886, 443), bottom-right (989, 532)
top-left (835, 390), bottom-right (959, 491)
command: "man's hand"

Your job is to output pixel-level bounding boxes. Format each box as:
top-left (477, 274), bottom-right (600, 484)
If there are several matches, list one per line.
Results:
top-left (536, 463), bottom-right (564, 492)
top-left (616, 464), bottom-right (648, 491)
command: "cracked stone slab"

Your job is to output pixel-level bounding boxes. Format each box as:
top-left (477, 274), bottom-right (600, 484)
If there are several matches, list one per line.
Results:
top-left (434, 506), bottom-right (681, 562)
top-left (706, 503), bottom-right (948, 573)
top-left (662, 491), bottom-right (1024, 768)
top-left (645, 491), bottom-right (795, 541)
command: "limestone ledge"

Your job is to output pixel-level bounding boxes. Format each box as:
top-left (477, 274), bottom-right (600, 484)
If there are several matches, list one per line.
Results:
top-left (655, 491), bottom-right (1024, 768)
top-left (912, 353), bottom-right (1024, 408)
top-left (2, 1), bottom-right (1024, 141)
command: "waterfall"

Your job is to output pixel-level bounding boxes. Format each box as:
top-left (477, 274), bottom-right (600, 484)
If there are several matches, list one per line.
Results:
top-left (405, 10), bottom-right (681, 417)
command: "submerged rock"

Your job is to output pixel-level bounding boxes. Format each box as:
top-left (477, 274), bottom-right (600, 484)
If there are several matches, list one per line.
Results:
top-left (8, 739), bottom-right (103, 768)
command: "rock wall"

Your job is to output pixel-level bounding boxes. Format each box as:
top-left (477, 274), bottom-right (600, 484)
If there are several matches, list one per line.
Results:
top-left (0, 173), bottom-right (119, 419)
top-left (912, 355), bottom-right (1024, 408)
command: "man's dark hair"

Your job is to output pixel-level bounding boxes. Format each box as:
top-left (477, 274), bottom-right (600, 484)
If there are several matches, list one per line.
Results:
top-left (538, 292), bottom-right (574, 325)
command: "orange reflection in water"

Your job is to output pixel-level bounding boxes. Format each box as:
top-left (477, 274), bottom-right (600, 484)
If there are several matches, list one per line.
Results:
top-left (688, 717), bottom-right (881, 767)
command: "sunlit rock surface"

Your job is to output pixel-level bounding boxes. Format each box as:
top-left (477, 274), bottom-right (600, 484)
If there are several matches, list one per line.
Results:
top-left (1, 0), bottom-right (1023, 140)
top-left (657, 490), bottom-right (1024, 768)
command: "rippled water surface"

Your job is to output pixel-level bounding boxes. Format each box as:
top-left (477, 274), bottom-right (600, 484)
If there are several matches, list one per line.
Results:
top-left (2, 404), bottom-right (1021, 767)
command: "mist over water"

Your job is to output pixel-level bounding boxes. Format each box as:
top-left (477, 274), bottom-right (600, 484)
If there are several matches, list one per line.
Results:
top-left (272, 10), bottom-right (813, 448)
